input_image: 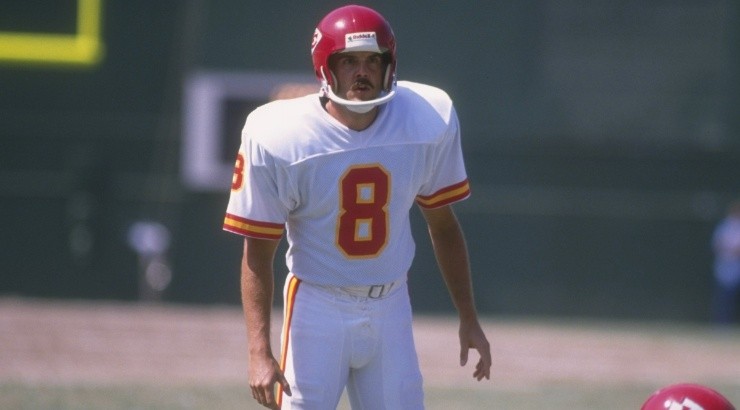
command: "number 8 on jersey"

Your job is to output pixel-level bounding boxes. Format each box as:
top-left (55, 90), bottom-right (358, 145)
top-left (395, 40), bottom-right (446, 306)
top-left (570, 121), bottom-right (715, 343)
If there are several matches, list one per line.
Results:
top-left (337, 164), bottom-right (390, 258)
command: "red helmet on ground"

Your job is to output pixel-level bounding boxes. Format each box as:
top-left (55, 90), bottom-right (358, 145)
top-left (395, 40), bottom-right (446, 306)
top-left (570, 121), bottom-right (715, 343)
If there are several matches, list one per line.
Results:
top-left (642, 383), bottom-right (735, 410)
top-left (310, 4), bottom-right (397, 113)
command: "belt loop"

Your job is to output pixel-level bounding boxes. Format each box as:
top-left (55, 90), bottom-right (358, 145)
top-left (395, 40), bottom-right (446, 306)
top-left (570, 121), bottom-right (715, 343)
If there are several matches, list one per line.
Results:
top-left (367, 281), bottom-right (395, 299)
top-left (368, 284), bottom-right (385, 299)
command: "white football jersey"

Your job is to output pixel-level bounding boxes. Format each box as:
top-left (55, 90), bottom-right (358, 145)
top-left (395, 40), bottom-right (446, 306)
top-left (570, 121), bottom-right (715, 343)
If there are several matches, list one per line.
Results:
top-left (224, 81), bottom-right (470, 286)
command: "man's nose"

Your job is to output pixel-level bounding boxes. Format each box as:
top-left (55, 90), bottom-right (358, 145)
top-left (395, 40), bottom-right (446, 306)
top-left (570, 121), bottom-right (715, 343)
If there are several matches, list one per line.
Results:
top-left (355, 60), bottom-right (371, 76)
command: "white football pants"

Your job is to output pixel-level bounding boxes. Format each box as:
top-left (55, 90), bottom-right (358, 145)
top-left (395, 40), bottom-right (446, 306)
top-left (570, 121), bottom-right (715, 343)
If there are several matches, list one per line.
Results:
top-left (278, 273), bottom-right (424, 409)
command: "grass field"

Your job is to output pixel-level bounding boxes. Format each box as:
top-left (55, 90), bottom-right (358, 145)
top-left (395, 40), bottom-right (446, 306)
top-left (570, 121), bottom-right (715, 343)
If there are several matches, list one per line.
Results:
top-left (1, 297), bottom-right (739, 409)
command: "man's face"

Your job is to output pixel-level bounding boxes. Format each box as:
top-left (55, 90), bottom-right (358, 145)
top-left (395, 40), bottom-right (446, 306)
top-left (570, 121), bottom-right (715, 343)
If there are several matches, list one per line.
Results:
top-left (329, 51), bottom-right (385, 102)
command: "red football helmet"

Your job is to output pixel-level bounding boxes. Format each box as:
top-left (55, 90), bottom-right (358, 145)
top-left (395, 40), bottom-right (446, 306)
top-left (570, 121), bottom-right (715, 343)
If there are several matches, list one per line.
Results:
top-left (311, 5), bottom-right (397, 113)
top-left (642, 383), bottom-right (735, 410)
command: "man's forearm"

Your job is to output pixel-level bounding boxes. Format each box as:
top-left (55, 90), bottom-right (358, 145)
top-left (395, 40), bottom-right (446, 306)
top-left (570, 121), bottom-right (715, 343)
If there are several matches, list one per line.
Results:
top-left (432, 225), bottom-right (478, 320)
top-left (241, 237), bottom-right (280, 356)
top-left (423, 206), bottom-right (479, 320)
top-left (242, 264), bottom-right (274, 355)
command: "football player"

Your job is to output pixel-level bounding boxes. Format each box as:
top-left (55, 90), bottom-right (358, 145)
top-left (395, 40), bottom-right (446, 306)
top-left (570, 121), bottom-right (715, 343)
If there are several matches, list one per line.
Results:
top-left (224, 5), bottom-right (491, 409)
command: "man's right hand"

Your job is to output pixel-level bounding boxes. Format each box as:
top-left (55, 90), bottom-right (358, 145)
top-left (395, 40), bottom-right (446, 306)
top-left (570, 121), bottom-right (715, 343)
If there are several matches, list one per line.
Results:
top-left (249, 354), bottom-right (292, 409)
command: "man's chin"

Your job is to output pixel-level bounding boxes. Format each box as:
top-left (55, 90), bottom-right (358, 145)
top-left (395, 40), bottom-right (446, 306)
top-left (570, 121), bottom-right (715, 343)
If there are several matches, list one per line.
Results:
top-left (347, 91), bottom-right (379, 101)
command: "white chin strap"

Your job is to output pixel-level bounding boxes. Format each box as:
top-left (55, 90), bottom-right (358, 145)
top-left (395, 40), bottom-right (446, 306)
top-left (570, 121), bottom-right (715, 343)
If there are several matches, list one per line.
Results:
top-left (325, 85), bottom-right (396, 113)
top-left (320, 69), bottom-right (396, 114)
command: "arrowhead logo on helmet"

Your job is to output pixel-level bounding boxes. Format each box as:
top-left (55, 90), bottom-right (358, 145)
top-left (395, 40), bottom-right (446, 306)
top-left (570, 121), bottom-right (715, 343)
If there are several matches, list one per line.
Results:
top-left (641, 383), bottom-right (736, 410)
top-left (311, 28), bottom-right (322, 54)
top-left (664, 398), bottom-right (706, 410)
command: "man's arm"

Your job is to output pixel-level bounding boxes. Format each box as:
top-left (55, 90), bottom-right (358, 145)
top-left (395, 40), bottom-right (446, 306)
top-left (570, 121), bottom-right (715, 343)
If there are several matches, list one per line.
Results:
top-left (420, 205), bottom-right (492, 381)
top-left (241, 236), bottom-right (291, 409)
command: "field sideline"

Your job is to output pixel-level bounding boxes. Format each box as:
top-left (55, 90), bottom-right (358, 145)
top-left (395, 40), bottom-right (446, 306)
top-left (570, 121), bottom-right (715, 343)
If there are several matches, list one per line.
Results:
top-left (1, 297), bottom-right (738, 409)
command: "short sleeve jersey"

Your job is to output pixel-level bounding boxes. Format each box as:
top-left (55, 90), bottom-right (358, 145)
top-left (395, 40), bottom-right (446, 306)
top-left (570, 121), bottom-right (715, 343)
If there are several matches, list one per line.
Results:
top-left (224, 81), bottom-right (470, 286)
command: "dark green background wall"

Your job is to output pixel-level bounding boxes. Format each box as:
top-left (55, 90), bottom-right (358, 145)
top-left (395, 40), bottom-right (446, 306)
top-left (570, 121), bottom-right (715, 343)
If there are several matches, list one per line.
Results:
top-left (1, 1), bottom-right (738, 322)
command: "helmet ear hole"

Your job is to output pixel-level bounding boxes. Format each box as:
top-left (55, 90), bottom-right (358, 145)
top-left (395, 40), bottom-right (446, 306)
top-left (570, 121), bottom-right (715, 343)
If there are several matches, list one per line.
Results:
top-left (381, 52), bottom-right (393, 66)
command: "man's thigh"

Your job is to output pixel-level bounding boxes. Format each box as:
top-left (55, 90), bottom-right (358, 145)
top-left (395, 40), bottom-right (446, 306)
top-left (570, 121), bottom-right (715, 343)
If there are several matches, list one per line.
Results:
top-left (346, 283), bottom-right (424, 409)
top-left (281, 277), bottom-right (350, 409)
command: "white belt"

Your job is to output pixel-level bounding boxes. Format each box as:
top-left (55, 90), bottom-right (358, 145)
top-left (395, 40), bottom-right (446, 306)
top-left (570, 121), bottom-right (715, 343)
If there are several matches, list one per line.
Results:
top-left (336, 278), bottom-right (403, 299)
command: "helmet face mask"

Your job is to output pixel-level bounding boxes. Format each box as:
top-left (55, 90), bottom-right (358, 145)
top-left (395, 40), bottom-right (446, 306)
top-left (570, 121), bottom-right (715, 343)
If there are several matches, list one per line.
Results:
top-left (641, 383), bottom-right (736, 410)
top-left (311, 5), bottom-right (397, 113)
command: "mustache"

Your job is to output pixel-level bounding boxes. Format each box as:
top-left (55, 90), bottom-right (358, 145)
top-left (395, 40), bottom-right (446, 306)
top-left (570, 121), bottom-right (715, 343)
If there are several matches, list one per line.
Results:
top-left (351, 78), bottom-right (374, 89)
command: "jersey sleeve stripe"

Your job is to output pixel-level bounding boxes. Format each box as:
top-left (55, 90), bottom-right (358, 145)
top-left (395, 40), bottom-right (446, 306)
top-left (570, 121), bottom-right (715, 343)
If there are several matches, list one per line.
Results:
top-left (223, 213), bottom-right (284, 239)
top-left (415, 179), bottom-right (471, 209)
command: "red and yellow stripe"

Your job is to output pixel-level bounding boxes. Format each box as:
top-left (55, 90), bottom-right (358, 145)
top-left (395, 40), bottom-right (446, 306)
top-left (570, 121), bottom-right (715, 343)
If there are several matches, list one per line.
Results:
top-left (223, 213), bottom-right (284, 239)
top-left (416, 179), bottom-right (471, 209)
top-left (277, 275), bottom-right (301, 408)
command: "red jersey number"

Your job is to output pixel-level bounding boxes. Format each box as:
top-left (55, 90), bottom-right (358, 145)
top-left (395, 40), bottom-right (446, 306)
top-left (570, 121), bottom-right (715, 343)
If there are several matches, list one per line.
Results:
top-left (337, 165), bottom-right (390, 258)
top-left (231, 152), bottom-right (245, 191)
